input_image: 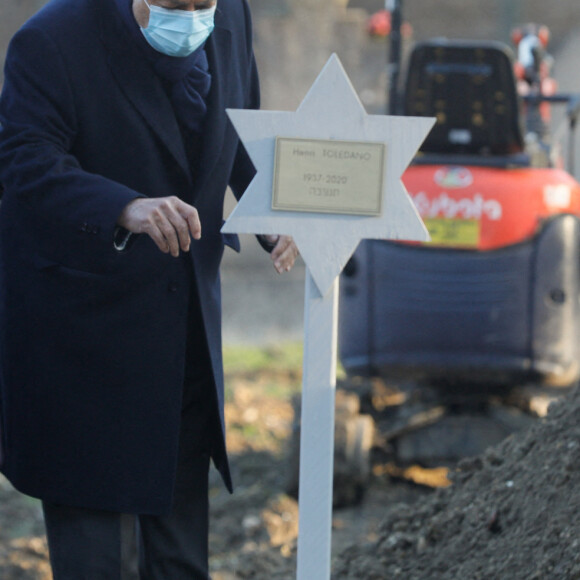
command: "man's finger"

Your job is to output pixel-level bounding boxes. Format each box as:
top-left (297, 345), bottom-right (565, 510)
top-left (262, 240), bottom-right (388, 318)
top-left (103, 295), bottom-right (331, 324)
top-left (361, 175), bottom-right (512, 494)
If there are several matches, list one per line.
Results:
top-left (142, 215), bottom-right (171, 255)
top-left (182, 205), bottom-right (202, 241)
top-left (166, 205), bottom-right (193, 253)
top-left (156, 212), bottom-right (183, 257)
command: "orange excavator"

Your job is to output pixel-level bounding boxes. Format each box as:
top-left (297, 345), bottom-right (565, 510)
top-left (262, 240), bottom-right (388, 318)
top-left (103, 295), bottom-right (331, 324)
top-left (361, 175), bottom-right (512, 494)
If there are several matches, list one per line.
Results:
top-left (331, 5), bottom-right (580, 502)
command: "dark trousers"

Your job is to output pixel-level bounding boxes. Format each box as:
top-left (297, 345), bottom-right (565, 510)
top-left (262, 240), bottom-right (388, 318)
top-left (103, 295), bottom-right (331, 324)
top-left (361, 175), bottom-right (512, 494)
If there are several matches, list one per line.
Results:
top-left (43, 371), bottom-right (219, 580)
top-left (42, 450), bottom-right (210, 579)
top-left (43, 457), bottom-right (209, 580)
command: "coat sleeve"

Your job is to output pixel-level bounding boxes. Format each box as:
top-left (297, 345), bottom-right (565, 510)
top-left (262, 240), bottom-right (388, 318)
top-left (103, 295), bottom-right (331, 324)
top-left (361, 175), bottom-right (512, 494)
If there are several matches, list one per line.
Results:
top-left (227, 0), bottom-right (260, 202)
top-left (224, 0), bottom-right (275, 252)
top-left (0, 25), bottom-right (142, 254)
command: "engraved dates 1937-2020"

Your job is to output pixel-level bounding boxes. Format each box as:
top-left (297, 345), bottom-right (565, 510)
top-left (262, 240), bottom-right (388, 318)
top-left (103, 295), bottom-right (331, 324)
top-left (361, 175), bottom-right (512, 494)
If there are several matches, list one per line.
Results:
top-left (304, 173), bottom-right (346, 197)
top-left (303, 173), bottom-right (348, 185)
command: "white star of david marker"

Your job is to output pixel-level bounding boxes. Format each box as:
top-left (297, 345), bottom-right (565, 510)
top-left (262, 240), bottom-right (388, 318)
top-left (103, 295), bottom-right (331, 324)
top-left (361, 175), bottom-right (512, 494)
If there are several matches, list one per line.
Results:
top-left (223, 54), bottom-right (436, 580)
top-left (222, 53), bottom-right (435, 296)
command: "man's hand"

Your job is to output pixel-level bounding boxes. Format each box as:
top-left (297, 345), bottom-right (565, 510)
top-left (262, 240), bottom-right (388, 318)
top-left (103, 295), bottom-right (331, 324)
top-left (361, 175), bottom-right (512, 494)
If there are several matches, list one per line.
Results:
top-left (118, 197), bottom-right (201, 257)
top-left (263, 235), bottom-right (299, 274)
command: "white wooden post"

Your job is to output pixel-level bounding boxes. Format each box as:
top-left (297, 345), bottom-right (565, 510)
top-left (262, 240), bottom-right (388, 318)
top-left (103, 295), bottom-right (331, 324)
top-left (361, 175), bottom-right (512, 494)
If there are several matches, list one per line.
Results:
top-left (296, 271), bottom-right (339, 579)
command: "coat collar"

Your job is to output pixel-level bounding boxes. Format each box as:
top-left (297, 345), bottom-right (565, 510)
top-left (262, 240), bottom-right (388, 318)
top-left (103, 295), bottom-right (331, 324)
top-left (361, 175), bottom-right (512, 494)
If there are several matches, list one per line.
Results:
top-left (98, 0), bottom-right (232, 189)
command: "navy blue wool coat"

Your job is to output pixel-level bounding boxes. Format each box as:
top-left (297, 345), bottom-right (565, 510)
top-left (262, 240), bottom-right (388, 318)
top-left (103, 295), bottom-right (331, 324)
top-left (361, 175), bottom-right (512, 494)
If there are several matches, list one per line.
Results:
top-left (0, 0), bottom-right (259, 514)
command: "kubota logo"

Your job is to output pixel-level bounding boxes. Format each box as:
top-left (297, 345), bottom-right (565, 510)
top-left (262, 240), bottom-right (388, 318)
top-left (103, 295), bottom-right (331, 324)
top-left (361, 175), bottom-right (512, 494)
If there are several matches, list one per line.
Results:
top-left (412, 192), bottom-right (503, 220)
top-left (434, 167), bottom-right (473, 188)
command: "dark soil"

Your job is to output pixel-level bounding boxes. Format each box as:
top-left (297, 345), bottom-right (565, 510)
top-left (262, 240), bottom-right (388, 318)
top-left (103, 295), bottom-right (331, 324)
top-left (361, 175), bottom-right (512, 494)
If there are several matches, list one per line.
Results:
top-left (332, 385), bottom-right (580, 580)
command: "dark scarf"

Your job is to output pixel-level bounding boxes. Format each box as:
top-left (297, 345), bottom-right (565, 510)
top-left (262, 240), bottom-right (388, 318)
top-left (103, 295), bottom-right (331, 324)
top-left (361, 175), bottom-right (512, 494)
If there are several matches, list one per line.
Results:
top-left (115, 0), bottom-right (212, 138)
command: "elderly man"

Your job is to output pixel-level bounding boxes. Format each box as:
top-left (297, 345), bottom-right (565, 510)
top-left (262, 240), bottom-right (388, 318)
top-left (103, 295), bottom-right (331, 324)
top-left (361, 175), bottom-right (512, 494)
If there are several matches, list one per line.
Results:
top-left (0, 0), bottom-right (297, 577)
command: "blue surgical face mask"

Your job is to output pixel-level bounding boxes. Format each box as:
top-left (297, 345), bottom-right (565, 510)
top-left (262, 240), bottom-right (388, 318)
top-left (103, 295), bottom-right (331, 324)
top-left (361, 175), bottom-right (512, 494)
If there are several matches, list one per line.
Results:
top-left (140, 0), bottom-right (216, 58)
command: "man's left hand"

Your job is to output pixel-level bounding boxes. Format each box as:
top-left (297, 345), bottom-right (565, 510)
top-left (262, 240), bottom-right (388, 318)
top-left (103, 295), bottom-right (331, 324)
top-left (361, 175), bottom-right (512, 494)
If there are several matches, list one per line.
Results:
top-left (264, 235), bottom-right (299, 274)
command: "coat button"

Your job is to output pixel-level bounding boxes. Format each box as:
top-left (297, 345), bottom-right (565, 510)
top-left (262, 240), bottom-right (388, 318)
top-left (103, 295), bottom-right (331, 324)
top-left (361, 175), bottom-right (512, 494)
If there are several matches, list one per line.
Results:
top-left (168, 284), bottom-right (178, 293)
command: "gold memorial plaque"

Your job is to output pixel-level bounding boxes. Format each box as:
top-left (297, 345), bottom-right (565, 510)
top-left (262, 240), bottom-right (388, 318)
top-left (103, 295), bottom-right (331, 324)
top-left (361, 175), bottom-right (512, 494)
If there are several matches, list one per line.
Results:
top-left (272, 137), bottom-right (386, 216)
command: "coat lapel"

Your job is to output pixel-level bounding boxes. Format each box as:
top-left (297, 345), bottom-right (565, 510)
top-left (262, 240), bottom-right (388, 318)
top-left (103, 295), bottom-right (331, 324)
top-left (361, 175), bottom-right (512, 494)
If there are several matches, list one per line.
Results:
top-left (192, 12), bottom-right (233, 197)
top-left (98, 2), bottom-right (192, 182)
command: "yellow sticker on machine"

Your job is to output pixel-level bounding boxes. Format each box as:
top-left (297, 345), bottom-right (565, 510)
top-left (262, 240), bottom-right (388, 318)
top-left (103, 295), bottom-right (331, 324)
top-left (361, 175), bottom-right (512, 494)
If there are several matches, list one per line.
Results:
top-left (423, 218), bottom-right (480, 247)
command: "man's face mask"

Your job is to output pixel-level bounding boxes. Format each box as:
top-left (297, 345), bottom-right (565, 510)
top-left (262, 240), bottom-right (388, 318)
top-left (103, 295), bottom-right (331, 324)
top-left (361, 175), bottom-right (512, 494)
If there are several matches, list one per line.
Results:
top-left (140, 0), bottom-right (216, 57)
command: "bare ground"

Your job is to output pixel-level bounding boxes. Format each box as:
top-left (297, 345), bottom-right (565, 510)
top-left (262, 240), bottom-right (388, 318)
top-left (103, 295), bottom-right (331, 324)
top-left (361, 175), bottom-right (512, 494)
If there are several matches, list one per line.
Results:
top-left (2, 367), bottom-right (576, 579)
top-left (0, 367), bottom-right (433, 579)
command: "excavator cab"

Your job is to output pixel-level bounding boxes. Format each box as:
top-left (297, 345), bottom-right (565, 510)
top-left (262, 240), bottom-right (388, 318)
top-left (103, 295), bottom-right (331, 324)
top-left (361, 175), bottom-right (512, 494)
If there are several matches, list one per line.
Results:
top-left (339, 39), bottom-right (580, 389)
top-left (406, 40), bottom-right (525, 159)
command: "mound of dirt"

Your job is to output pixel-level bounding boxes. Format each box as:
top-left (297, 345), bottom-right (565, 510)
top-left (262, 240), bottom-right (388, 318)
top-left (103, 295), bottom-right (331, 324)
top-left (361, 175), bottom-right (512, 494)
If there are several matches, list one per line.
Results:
top-left (332, 386), bottom-right (580, 579)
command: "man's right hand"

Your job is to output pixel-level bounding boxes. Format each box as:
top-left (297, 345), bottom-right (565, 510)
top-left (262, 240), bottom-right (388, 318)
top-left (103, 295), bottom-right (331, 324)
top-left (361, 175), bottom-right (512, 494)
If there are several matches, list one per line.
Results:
top-left (117, 197), bottom-right (201, 257)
